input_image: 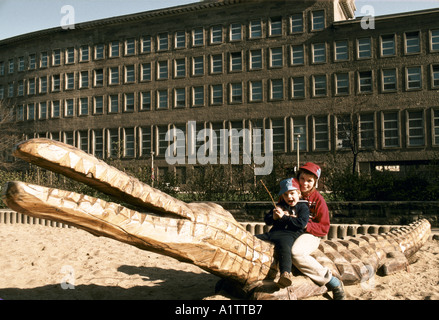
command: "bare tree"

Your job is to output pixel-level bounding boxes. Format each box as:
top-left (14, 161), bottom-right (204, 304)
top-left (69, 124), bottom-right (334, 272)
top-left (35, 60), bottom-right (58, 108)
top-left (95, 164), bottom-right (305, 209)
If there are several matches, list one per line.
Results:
top-left (0, 100), bottom-right (23, 170)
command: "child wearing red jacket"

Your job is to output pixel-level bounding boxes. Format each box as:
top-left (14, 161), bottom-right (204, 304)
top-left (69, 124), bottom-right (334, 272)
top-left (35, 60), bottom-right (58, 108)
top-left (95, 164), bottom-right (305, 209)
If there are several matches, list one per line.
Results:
top-left (292, 162), bottom-right (346, 300)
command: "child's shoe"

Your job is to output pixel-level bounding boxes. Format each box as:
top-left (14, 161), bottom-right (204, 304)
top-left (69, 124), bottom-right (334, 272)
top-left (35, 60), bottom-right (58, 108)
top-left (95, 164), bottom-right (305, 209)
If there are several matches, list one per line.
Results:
top-left (277, 271), bottom-right (293, 288)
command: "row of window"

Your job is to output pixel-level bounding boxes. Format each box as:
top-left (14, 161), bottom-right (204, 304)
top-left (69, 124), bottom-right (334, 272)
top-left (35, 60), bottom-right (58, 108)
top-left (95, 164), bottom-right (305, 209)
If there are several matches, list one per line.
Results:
top-left (22, 109), bottom-right (439, 162)
top-left (2, 28), bottom-right (439, 80)
top-left (7, 65), bottom-right (439, 117)
top-left (0, 10), bottom-right (329, 76)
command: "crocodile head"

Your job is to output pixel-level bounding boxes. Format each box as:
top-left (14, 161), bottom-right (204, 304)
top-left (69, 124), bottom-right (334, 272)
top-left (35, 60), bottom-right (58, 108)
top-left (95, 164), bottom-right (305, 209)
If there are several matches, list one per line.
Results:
top-left (1, 138), bottom-right (277, 286)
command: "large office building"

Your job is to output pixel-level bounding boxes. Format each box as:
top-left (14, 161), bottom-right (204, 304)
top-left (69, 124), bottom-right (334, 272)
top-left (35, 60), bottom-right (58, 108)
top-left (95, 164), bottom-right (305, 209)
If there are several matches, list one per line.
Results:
top-left (0, 0), bottom-right (438, 183)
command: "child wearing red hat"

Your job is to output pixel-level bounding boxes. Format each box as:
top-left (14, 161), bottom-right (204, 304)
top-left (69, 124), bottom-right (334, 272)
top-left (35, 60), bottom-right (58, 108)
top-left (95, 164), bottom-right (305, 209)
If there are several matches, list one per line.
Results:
top-left (256, 178), bottom-right (309, 288)
top-left (292, 162), bottom-right (346, 300)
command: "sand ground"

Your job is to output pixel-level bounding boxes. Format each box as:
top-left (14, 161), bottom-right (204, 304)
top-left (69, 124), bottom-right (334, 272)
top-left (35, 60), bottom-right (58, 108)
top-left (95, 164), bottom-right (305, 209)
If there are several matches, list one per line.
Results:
top-left (0, 224), bottom-right (437, 300)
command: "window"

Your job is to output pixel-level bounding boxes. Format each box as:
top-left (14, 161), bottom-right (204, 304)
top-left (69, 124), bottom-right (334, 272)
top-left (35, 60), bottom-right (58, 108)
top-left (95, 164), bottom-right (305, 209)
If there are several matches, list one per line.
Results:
top-left (407, 110), bottom-right (425, 146)
top-left (335, 73), bottom-right (349, 95)
top-left (141, 36), bottom-right (152, 53)
top-left (52, 74), bottom-right (61, 91)
top-left (230, 52), bottom-right (242, 72)
top-left (53, 49), bottom-right (61, 66)
top-left (93, 130), bottom-right (104, 159)
top-left (270, 47), bottom-right (283, 68)
top-left (193, 28), bottom-right (204, 46)
top-left (175, 59), bottom-right (186, 77)
top-left (314, 116), bottom-right (329, 150)
top-left (158, 61), bottom-right (168, 80)
top-left (211, 26), bottom-right (223, 44)
top-left (210, 55), bottom-right (222, 74)
top-left (17, 81), bottom-right (24, 97)
top-left (250, 81), bottom-right (263, 102)
top-left (41, 52), bottom-right (49, 67)
top-left (270, 79), bottom-right (284, 100)
top-left (291, 76), bottom-right (305, 98)
top-left (292, 117), bottom-right (306, 151)
top-left (230, 23), bottom-right (242, 41)
top-left (141, 92), bottom-right (151, 111)
top-left (94, 69), bottom-right (104, 87)
top-left (271, 119), bottom-right (285, 152)
top-left (335, 40), bottom-right (349, 61)
top-left (250, 20), bottom-right (262, 38)
top-left (381, 34), bottom-right (396, 56)
top-left (192, 56), bottom-right (204, 76)
top-left (94, 96), bottom-right (104, 114)
top-left (52, 101), bottom-right (60, 118)
top-left (158, 33), bottom-right (168, 51)
top-left (211, 85), bottom-right (223, 105)
top-left (65, 73), bottom-right (74, 90)
top-left (174, 88), bottom-right (186, 108)
top-left (18, 57), bottom-right (24, 72)
top-left (108, 128), bottom-right (119, 158)
top-left (78, 131), bottom-right (88, 153)
top-left (110, 41), bottom-right (120, 57)
top-left (433, 109), bottom-right (439, 146)
top-left (405, 31), bottom-right (420, 54)
top-left (250, 49), bottom-right (262, 70)
top-left (432, 65), bottom-right (439, 88)
top-left (230, 83), bottom-right (243, 103)
top-left (125, 38), bottom-right (135, 55)
top-left (383, 112), bottom-right (400, 147)
top-left (79, 98), bottom-right (89, 115)
top-left (29, 54), bottom-right (36, 70)
top-left (157, 125), bottom-right (169, 156)
top-left (109, 67), bottom-right (119, 85)
top-left (157, 90), bottom-right (168, 109)
top-left (290, 14), bottom-right (303, 33)
top-left (65, 99), bottom-right (74, 117)
top-left (358, 71), bottom-right (373, 93)
top-left (312, 43), bottom-right (326, 63)
top-left (382, 69), bottom-right (397, 91)
top-left (80, 46), bottom-right (89, 62)
top-left (16, 105), bottom-right (24, 121)
top-left (80, 71), bottom-right (89, 88)
top-left (175, 31), bottom-right (186, 49)
top-left (28, 78), bottom-right (36, 95)
top-left (269, 17), bottom-right (282, 36)
top-left (406, 67), bottom-right (422, 90)
top-left (141, 63), bottom-right (151, 81)
top-left (192, 86), bottom-right (204, 107)
top-left (39, 102), bottom-right (48, 120)
top-left (64, 132), bottom-right (74, 146)
top-left (125, 65), bottom-right (135, 83)
top-left (140, 126), bottom-right (151, 156)
top-left (359, 114), bottom-right (375, 149)
top-left (40, 77), bottom-right (47, 93)
top-left (291, 45), bottom-right (304, 65)
top-left (27, 103), bottom-right (35, 121)
top-left (95, 44), bottom-right (105, 60)
top-left (124, 93), bottom-right (135, 112)
top-left (8, 59), bottom-right (14, 74)
top-left (313, 75), bottom-right (327, 97)
top-left (312, 10), bottom-right (325, 31)
top-left (124, 128), bottom-right (135, 157)
top-left (431, 29), bottom-right (439, 51)
top-left (336, 115), bottom-right (352, 149)
top-left (66, 48), bottom-right (75, 63)
top-left (357, 38), bottom-right (372, 59)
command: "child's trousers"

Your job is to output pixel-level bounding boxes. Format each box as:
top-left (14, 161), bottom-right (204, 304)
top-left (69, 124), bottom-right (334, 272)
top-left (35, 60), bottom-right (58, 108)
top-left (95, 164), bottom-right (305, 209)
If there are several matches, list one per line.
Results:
top-left (256, 230), bottom-right (299, 273)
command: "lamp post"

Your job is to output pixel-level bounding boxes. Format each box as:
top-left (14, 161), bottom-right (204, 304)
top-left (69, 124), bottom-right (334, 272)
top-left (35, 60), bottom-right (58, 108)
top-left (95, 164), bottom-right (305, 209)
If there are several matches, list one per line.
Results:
top-left (294, 134), bottom-right (301, 173)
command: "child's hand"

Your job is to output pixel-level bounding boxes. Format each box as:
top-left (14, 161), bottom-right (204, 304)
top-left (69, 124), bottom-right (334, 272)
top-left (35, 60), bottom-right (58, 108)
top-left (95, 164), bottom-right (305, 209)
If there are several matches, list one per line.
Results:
top-left (273, 207), bottom-right (289, 220)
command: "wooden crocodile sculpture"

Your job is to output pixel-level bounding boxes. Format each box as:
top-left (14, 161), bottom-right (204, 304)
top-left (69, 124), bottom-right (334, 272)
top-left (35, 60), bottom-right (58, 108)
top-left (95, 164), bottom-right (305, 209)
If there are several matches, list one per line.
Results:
top-left (1, 138), bottom-right (431, 300)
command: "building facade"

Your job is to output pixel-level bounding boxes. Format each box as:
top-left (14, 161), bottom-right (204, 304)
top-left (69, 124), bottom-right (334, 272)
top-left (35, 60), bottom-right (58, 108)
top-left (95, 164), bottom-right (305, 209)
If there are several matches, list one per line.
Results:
top-left (0, 0), bottom-right (438, 182)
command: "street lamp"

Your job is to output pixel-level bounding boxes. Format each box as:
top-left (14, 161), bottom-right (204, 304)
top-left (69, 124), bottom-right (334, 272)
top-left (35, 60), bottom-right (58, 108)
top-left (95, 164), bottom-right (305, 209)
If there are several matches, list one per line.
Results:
top-left (151, 151), bottom-right (155, 187)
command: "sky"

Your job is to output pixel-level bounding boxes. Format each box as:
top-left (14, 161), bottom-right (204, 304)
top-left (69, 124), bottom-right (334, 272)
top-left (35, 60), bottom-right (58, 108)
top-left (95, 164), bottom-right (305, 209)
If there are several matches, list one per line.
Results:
top-left (0, 0), bottom-right (438, 41)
